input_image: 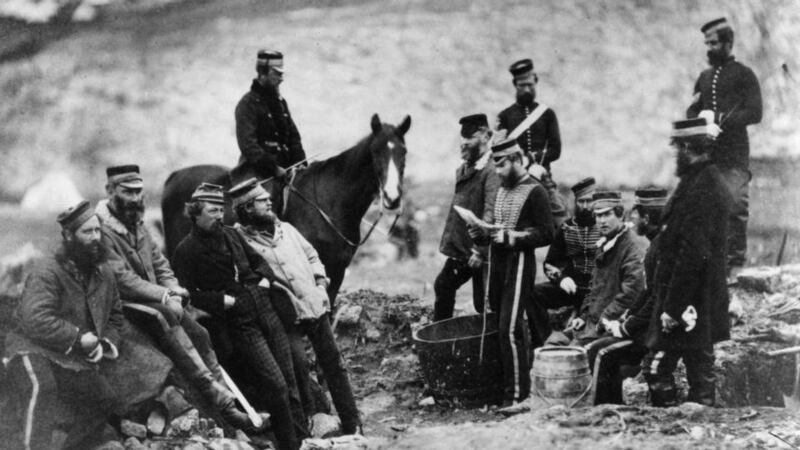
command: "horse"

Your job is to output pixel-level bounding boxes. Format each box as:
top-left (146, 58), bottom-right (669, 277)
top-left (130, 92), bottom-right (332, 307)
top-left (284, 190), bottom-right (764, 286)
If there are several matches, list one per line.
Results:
top-left (161, 113), bottom-right (411, 304)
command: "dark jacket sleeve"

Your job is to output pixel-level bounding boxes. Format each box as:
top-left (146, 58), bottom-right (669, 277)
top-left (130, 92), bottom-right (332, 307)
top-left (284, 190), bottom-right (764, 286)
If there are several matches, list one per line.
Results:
top-left (687, 75), bottom-right (703, 119)
top-left (722, 66), bottom-right (762, 128)
top-left (500, 185), bottom-right (554, 250)
top-left (601, 239), bottom-right (645, 321)
top-left (622, 292), bottom-right (654, 339)
top-left (284, 100), bottom-right (306, 164)
top-left (104, 275), bottom-right (125, 348)
top-left (543, 225), bottom-right (568, 283)
top-left (235, 98), bottom-right (279, 176)
top-left (542, 109), bottom-right (561, 167)
top-left (172, 242), bottom-right (226, 317)
top-left (18, 264), bottom-right (80, 354)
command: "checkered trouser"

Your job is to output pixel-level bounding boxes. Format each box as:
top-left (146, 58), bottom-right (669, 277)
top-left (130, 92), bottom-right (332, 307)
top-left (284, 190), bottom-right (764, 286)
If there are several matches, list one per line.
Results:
top-left (228, 285), bottom-right (309, 448)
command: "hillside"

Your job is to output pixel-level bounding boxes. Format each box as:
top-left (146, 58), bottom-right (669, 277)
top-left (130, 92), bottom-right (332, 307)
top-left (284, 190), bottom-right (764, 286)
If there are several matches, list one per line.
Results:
top-left (0, 0), bottom-right (798, 199)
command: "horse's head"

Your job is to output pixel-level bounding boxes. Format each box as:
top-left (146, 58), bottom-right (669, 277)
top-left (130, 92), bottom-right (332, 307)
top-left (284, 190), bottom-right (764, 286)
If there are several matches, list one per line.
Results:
top-left (369, 113), bottom-right (411, 211)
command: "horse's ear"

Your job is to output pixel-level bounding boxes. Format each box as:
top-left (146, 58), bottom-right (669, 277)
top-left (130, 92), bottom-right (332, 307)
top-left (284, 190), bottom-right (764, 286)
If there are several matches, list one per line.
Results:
top-left (371, 114), bottom-right (382, 135)
top-left (396, 115), bottom-right (412, 138)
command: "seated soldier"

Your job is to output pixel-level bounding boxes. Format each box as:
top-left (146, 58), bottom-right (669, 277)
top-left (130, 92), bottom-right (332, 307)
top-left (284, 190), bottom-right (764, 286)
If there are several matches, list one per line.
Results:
top-left (172, 183), bottom-right (307, 450)
top-left (584, 188), bottom-right (667, 405)
top-left (2, 201), bottom-right (124, 450)
top-left (95, 165), bottom-right (257, 431)
top-left (526, 177), bottom-right (600, 345)
top-left (567, 191), bottom-right (645, 349)
top-left (229, 178), bottom-right (361, 435)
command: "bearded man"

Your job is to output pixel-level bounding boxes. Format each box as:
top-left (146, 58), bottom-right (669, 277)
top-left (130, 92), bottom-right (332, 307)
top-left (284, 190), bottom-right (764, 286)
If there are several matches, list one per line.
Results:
top-left (230, 178), bottom-right (361, 435)
top-left (470, 138), bottom-right (554, 406)
top-left (433, 113), bottom-right (499, 321)
top-left (686, 18), bottom-right (761, 275)
top-left (2, 201), bottom-right (124, 450)
top-left (95, 165), bottom-right (257, 431)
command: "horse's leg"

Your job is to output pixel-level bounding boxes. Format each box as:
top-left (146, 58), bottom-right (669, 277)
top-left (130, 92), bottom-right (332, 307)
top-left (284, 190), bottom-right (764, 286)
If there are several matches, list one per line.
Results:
top-left (326, 263), bottom-right (347, 310)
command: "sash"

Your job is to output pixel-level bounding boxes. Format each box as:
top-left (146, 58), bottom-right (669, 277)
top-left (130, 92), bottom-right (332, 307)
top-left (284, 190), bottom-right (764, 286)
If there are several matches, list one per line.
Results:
top-left (507, 103), bottom-right (549, 141)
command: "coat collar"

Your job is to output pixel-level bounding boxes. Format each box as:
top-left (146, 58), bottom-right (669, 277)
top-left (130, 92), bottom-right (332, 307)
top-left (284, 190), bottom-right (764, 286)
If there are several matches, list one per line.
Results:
top-left (95, 199), bottom-right (139, 237)
top-left (595, 224), bottom-right (629, 254)
top-left (236, 221), bottom-right (284, 243)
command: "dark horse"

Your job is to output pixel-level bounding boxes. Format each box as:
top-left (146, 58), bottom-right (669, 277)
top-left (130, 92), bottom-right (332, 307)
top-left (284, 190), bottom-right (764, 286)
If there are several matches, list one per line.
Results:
top-left (161, 113), bottom-right (411, 303)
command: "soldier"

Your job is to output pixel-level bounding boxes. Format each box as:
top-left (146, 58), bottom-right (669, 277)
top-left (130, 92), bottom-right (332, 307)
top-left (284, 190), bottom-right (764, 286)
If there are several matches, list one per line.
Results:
top-left (230, 178), bottom-right (362, 435)
top-left (686, 18), bottom-right (762, 276)
top-left (95, 165), bottom-right (258, 431)
top-left (567, 191), bottom-right (645, 348)
top-left (2, 201), bottom-right (124, 450)
top-left (496, 58), bottom-right (566, 225)
top-left (433, 113), bottom-right (499, 321)
top-left (233, 50), bottom-right (307, 215)
top-left (641, 118), bottom-right (731, 407)
top-left (470, 138), bottom-right (554, 406)
top-left (586, 188), bottom-right (667, 405)
top-left (526, 177), bottom-right (601, 345)
top-left (172, 183), bottom-right (308, 450)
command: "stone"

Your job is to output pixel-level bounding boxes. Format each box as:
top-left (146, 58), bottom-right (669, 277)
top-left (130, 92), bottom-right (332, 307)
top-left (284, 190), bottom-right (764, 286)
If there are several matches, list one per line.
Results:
top-left (207, 438), bottom-right (257, 450)
top-left (123, 437), bottom-right (146, 450)
top-left (622, 377), bottom-right (648, 406)
top-left (182, 442), bottom-right (206, 450)
top-left (418, 396), bottom-right (435, 407)
top-left (310, 412), bottom-right (342, 438)
top-left (364, 324), bottom-right (382, 342)
top-left (92, 441), bottom-right (125, 450)
top-left (379, 354), bottom-right (419, 377)
top-left (208, 427), bottom-right (225, 439)
top-left (120, 420), bottom-right (147, 439)
top-left (737, 267), bottom-right (781, 293)
top-left (168, 409), bottom-right (200, 436)
top-left (336, 304), bottom-right (363, 327)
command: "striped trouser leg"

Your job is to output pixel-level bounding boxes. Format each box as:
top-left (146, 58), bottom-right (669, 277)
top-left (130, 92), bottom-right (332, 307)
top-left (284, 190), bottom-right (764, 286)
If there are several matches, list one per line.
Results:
top-left (498, 253), bottom-right (530, 402)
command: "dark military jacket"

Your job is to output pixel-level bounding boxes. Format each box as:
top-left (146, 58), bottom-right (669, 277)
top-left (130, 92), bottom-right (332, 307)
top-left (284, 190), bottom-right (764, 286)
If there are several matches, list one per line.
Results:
top-left (439, 152), bottom-right (499, 261)
top-left (543, 218), bottom-right (601, 289)
top-left (645, 161), bottom-right (731, 350)
top-left (687, 56), bottom-right (762, 170)
top-left (233, 80), bottom-right (306, 181)
top-left (496, 102), bottom-right (561, 169)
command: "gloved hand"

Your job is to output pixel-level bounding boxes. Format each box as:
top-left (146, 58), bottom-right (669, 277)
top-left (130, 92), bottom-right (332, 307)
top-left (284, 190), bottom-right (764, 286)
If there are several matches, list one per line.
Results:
top-left (491, 229), bottom-right (505, 244)
top-left (603, 319), bottom-right (624, 338)
top-left (566, 317), bottom-right (585, 332)
top-left (660, 312), bottom-right (679, 333)
top-left (86, 343), bottom-right (103, 363)
top-left (467, 226), bottom-right (485, 240)
top-left (559, 277), bottom-right (577, 295)
top-left (223, 295), bottom-right (236, 310)
top-left (258, 278), bottom-right (271, 289)
top-left (682, 305), bottom-right (698, 332)
top-left (467, 252), bottom-right (483, 269)
top-left (79, 332), bottom-right (99, 353)
top-left (166, 296), bottom-right (184, 321)
top-left (698, 109), bottom-right (716, 124)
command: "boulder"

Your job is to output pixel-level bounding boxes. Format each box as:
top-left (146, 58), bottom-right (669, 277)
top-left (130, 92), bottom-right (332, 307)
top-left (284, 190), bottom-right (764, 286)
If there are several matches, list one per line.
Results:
top-left (120, 419), bottom-right (147, 439)
top-left (736, 267), bottom-right (781, 293)
top-left (310, 412), bottom-right (341, 438)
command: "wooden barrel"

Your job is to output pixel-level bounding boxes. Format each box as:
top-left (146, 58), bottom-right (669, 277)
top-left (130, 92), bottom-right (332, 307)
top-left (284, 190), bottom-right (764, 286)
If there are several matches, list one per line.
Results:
top-left (531, 346), bottom-right (592, 408)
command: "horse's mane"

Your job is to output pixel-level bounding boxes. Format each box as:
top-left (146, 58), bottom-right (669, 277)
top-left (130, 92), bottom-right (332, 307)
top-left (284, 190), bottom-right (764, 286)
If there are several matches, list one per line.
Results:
top-left (304, 125), bottom-right (395, 177)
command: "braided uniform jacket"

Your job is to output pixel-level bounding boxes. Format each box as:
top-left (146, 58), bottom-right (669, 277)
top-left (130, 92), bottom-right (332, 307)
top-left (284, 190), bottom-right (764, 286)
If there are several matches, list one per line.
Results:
top-left (544, 219), bottom-right (601, 288)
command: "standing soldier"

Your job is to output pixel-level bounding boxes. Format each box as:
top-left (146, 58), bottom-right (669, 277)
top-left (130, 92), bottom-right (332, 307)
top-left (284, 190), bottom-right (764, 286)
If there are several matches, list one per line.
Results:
top-left (233, 50), bottom-right (307, 214)
top-left (642, 118), bottom-right (731, 407)
top-left (2, 201), bottom-right (124, 450)
top-left (496, 58), bottom-right (566, 225)
top-left (526, 177), bottom-right (601, 344)
top-left (433, 113), bottom-right (499, 321)
top-left (686, 18), bottom-right (762, 276)
top-left (470, 138), bottom-right (554, 406)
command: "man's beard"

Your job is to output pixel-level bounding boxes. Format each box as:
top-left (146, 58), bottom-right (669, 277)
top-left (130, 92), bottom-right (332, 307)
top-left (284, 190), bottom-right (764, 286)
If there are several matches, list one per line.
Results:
top-left (635, 221), bottom-right (649, 237)
top-left (250, 210), bottom-right (277, 228)
top-left (707, 49), bottom-right (727, 66)
top-left (516, 91), bottom-right (535, 107)
top-left (500, 170), bottom-right (522, 188)
top-left (675, 150), bottom-right (693, 176)
top-left (461, 144), bottom-right (481, 165)
top-left (574, 208), bottom-right (595, 226)
top-left (113, 195), bottom-right (144, 227)
top-left (65, 239), bottom-right (106, 271)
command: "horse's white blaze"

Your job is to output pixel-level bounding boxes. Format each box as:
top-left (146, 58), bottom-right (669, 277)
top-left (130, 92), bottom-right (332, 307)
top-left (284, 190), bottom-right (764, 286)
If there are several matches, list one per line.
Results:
top-left (384, 158), bottom-right (400, 203)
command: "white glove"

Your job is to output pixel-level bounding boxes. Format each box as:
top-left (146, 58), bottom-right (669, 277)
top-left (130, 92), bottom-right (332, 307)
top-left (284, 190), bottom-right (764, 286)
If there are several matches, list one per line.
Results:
top-left (660, 312), bottom-right (679, 333)
top-left (698, 110), bottom-right (716, 124)
top-left (86, 344), bottom-right (103, 363)
top-left (223, 294), bottom-right (236, 310)
top-left (567, 317), bottom-right (585, 332)
top-left (559, 277), bottom-right (577, 295)
top-left (258, 278), bottom-right (271, 289)
top-left (604, 319), bottom-right (623, 338)
top-left (682, 305), bottom-right (698, 332)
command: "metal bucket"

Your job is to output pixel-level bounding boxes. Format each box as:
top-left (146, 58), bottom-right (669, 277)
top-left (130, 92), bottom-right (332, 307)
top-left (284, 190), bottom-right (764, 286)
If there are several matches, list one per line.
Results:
top-left (412, 314), bottom-right (504, 406)
top-left (531, 346), bottom-right (593, 408)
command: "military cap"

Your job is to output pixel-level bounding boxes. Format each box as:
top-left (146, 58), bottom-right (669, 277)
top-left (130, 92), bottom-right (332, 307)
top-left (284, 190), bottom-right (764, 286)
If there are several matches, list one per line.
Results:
top-left (701, 17), bottom-right (730, 35)
top-left (57, 200), bottom-right (95, 232)
top-left (458, 113), bottom-right (489, 138)
top-left (592, 191), bottom-right (622, 214)
top-left (190, 182), bottom-right (225, 205)
top-left (228, 177), bottom-right (270, 208)
top-left (257, 50), bottom-right (284, 73)
top-left (671, 117), bottom-right (717, 140)
top-left (106, 164), bottom-right (143, 189)
top-left (571, 177), bottom-right (597, 200)
top-left (509, 58), bottom-right (534, 79)
top-left (490, 138), bottom-right (522, 159)
top-left (634, 187), bottom-right (668, 208)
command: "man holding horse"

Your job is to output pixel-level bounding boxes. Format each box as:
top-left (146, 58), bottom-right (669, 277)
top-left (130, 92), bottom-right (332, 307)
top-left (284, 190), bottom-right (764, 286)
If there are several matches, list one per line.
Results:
top-left (95, 165), bottom-right (258, 431)
top-left (469, 138), bottom-right (554, 406)
top-left (172, 183), bottom-right (308, 450)
top-left (433, 113), bottom-right (499, 322)
top-left (230, 177), bottom-right (362, 435)
top-left (233, 50), bottom-right (307, 214)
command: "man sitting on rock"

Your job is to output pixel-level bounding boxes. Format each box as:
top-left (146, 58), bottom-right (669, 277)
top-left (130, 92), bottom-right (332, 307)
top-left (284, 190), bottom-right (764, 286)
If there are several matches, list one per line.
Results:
top-left (229, 177), bottom-right (361, 435)
top-left (567, 191), bottom-right (645, 348)
top-left (2, 200), bottom-right (125, 450)
top-left (96, 164), bottom-right (258, 431)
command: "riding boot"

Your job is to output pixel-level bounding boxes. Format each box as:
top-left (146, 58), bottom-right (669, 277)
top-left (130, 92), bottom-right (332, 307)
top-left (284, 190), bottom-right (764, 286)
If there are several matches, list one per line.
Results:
top-left (648, 384), bottom-right (678, 408)
top-left (162, 326), bottom-right (255, 430)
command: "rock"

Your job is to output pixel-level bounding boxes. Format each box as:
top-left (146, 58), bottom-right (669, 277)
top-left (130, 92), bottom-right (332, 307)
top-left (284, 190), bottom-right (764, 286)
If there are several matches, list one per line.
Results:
top-left (737, 267), bottom-right (781, 293)
top-left (20, 171), bottom-right (83, 213)
top-left (208, 427), bottom-right (225, 439)
top-left (301, 435), bottom-right (369, 450)
top-left (310, 412), bottom-right (342, 438)
top-left (496, 403), bottom-right (531, 417)
top-left (418, 396), bottom-right (435, 407)
top-left (688, 426), bottom-right (705, 440)
top-left (92, 441), bottom-right (125, 450)
top-left (336, 304), bottom-right (363, 326)
top-left (728, 292), bottom-right (745, 323)
top-left (146, 407), bottom-right (166, 436)
top-left (622, 377), bottom-right (648, 406)
top-left (122, 437), bottom-right (146, 450)
top-left (182, 442), bottom-right (206, 450)
top-left (379, 354), bottom-right (419, 377)
top-left (207, 438), bottom-right (257, 450)
top-left (364, 324), bottom-right (382, 342)
top-left (168, 409), bottom-right (200, 436)
top-left (120, 420), bottom-right (147, 439)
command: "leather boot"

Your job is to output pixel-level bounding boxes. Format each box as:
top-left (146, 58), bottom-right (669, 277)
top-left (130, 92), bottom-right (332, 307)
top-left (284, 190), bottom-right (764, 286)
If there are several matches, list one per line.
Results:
top-left (648, 385), bottom-right (678, 407)
top-left (162, 326), bottom-right (255, 430)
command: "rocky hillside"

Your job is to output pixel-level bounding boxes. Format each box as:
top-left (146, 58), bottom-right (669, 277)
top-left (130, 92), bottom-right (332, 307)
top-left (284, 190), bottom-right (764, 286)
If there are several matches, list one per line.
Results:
top-left (0, 0), bottom-right (798, 199)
